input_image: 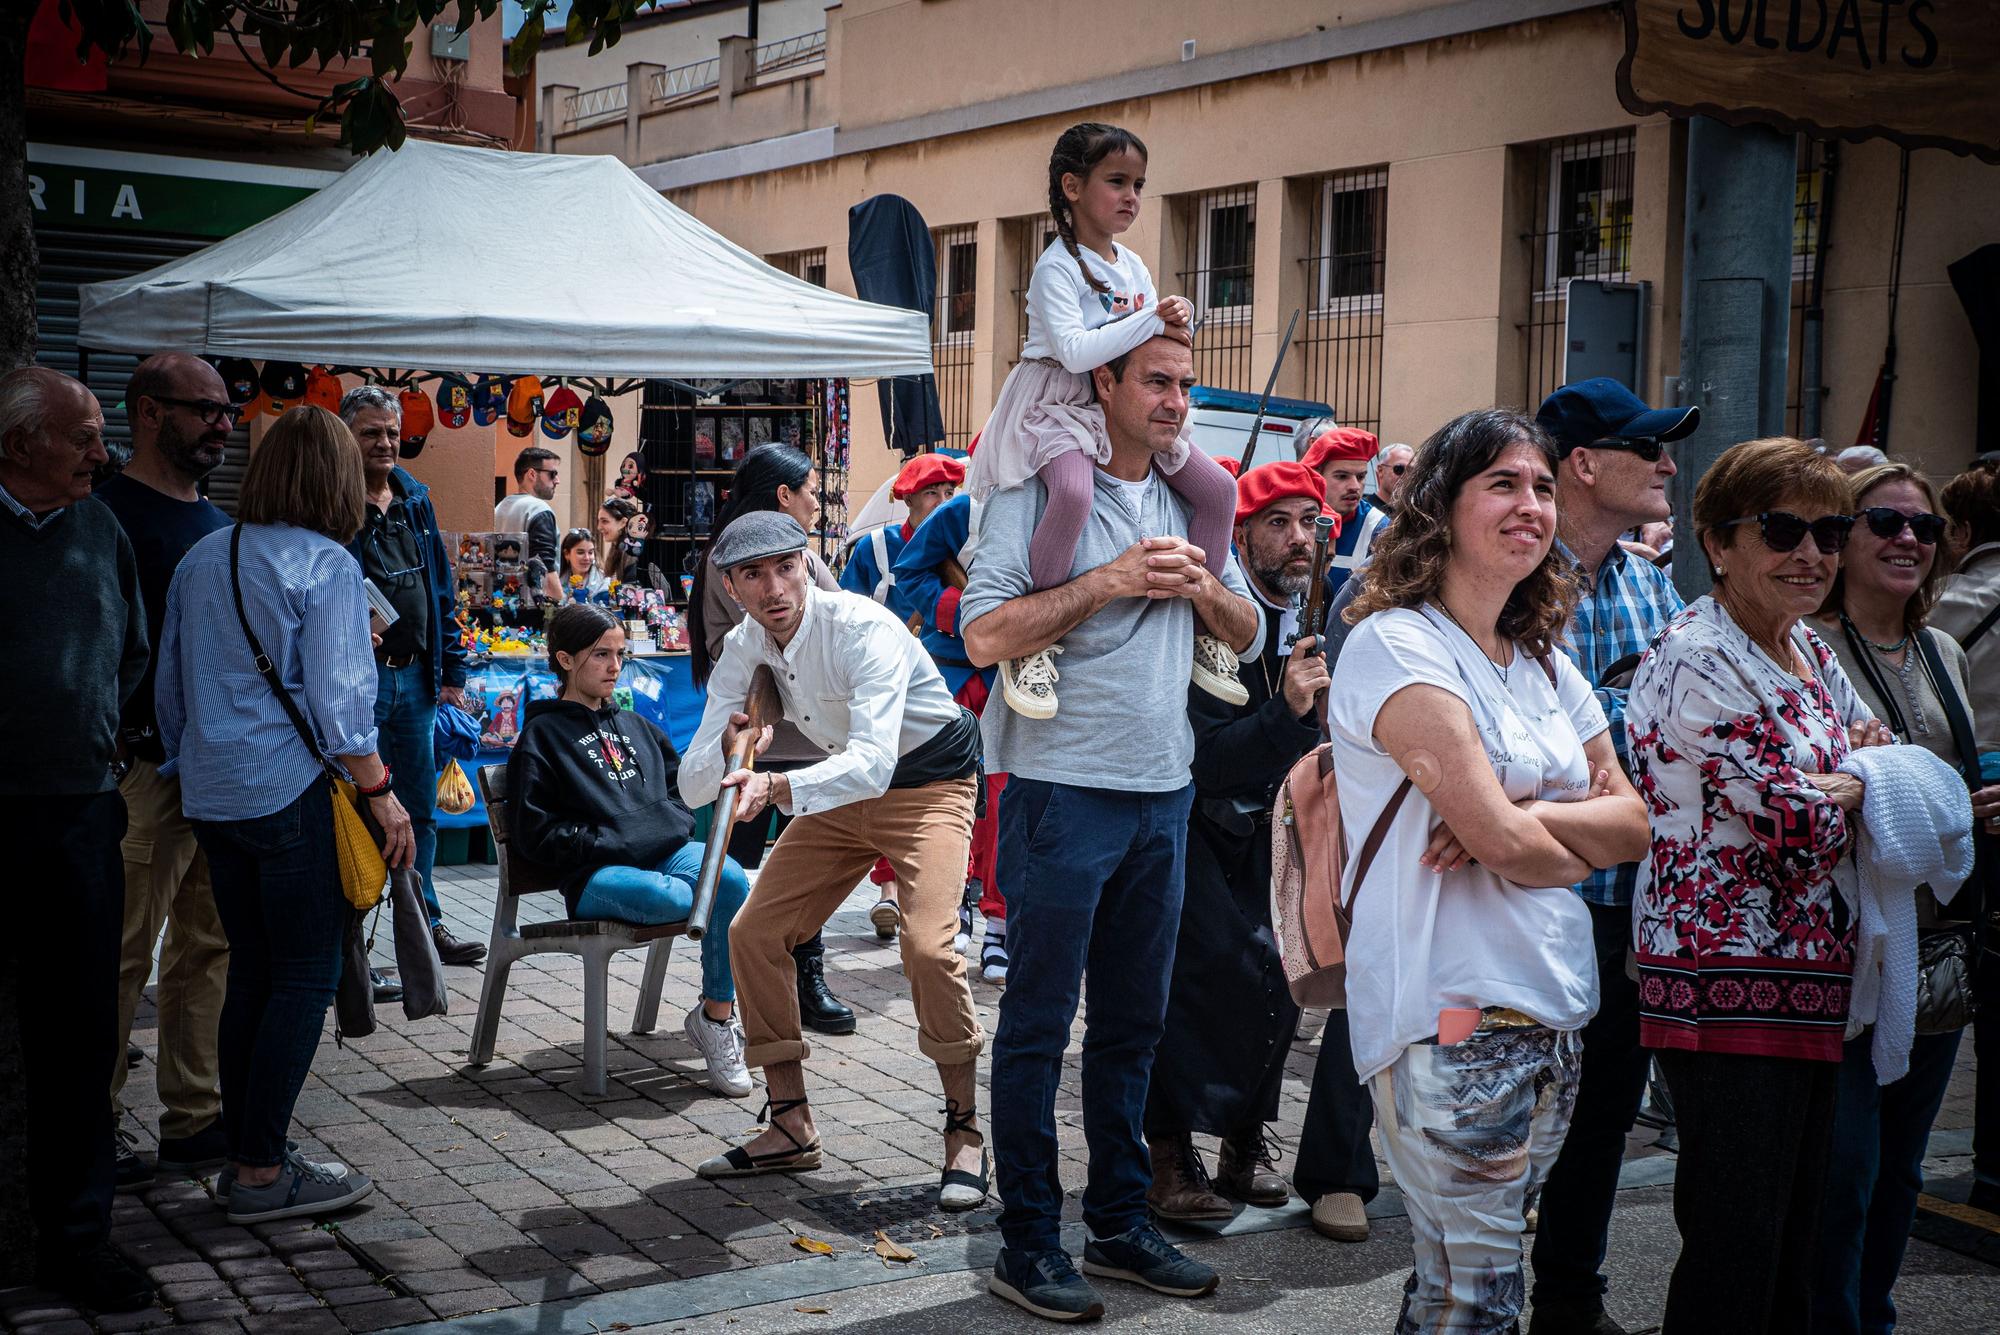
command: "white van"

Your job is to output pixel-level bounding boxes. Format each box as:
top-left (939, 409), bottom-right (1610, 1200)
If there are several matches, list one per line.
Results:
top-left (1185, 387), bottom-right (1336, 472)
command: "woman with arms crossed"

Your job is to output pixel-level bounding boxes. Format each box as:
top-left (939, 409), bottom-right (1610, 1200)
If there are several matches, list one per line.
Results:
top-left (1329, 409), bottom-right (1649, 1335)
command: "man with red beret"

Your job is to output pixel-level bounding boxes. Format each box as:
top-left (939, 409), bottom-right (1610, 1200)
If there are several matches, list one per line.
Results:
top-left (1301, 426), bottom-right (1388, 600)
top-left (1142, 460), bottom-right (1355, 1225)
top-left (841, 452), bottom-right (966, 939)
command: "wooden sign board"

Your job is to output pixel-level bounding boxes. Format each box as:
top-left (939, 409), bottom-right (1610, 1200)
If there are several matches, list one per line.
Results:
top-left (1618, 0), bottom-right (2000, 163)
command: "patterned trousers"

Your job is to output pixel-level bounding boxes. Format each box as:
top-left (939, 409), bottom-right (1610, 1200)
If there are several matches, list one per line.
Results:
top-left (1371, 1024), bottom-right (1583, 1334)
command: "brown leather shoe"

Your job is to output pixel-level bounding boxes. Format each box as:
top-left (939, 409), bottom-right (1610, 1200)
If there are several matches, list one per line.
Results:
top-left (1145, 1132), bottom-right (1232, 1221)
top-left (1215, 1127), bottom-right (1291, 1207)
top-left (1310, 1191), bottom-right (1369, 1242)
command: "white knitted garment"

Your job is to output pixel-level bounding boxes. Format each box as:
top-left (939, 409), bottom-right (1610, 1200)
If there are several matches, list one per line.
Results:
top-left (1835, 744), bottom-right (1975, 1084)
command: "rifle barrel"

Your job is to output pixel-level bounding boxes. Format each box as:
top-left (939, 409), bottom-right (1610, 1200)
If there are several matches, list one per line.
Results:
top-left (687, 664), bottom-right (779, 939)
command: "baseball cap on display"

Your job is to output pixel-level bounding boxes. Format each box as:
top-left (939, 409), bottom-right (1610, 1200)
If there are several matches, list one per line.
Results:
top-left (398, 388), bottom-right (435, 458)
top-left (575, 395), bottom-right (614, 456)
top-left (217, 357), bottom-right (261, 406)
top-left (259, 360), bottom-right (308, 407)
top-left (435, 373), bottom-right (473, 429)
top-left (506, 375), bottom-right (544, 438)
top-left (541, 385), bottom-right (582, 440)
top-left (471, 375), bottom-right (506, 426)
top-left (304, 366), bottom-right (342, 413)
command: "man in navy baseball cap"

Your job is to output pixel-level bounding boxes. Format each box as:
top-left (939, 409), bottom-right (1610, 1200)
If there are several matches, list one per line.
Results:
top-left (1535, 376), bottom-right (1699, 456)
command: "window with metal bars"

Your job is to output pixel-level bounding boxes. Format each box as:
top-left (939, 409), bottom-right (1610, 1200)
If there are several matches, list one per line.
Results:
top-left (1297, 168), bottom-right (1387, 433)
top-left (1787, 138), bottom-right (1831, 437)
top-left (1178, 186), bottom-right (1257, 392)
top-left (1010, 216), bottom-right (1058, 368)
top-left (932, 225), bottom-right (978, 450)
top-left (769, 247), bottom-right (827, 287)
top-left (1520, 130), bottom-right (1636, 409)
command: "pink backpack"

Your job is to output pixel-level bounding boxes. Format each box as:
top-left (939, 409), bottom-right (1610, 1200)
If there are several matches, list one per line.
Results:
top-left (1269, 746), bottom-right (1409, 1008)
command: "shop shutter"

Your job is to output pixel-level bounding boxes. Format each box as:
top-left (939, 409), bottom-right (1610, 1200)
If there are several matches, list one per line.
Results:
top-left (33, 226), bottom-right (251, 513)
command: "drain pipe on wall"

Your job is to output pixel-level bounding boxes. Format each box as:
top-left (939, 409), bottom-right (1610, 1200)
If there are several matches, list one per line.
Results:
top-left (1798, 143), bottom-right (1837, 442)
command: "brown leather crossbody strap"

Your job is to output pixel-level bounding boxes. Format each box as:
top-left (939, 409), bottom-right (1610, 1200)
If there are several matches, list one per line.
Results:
top-left (1344, 777), bottom-right (1413, 915)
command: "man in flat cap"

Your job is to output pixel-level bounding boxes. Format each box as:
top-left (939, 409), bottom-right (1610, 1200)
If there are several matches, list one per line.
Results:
top-left (680, 512), bottom-right (991, 1212)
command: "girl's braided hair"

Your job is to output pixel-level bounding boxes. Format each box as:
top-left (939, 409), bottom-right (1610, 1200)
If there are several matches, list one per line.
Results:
top-left (1047, 122), bottom-right (1147, 296)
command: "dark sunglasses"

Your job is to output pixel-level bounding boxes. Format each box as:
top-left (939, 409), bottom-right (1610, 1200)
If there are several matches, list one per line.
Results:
top-left (1719, 510), bottom-right (1855, 555)
top-left (1385, 463), bottom-right (1408, 476)
top-left (1570, 435), bottom-right (1667, 463)
top-left (1856, 506), bottom-right (1946, 545)
top-left (149, 395), bottom-right (240, 425)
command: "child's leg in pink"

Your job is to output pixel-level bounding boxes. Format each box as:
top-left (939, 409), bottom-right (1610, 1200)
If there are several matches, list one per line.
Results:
top-left (1164, 449), bottom-right (1238, 575)
top-left (1026, 449), bottom-right (1097, 591)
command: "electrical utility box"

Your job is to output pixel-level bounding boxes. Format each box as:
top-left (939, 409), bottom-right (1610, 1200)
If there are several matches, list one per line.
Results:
top-left (1563, 279), bottom-right (1649, 392)
top-left (430, 23), bottom-right (471, 62)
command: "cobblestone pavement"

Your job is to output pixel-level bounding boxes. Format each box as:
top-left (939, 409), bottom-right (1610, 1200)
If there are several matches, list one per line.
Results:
top-left (2, 860), bottom-right (1988, 1334)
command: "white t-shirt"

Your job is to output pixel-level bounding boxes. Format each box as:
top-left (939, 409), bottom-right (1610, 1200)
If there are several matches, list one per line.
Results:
top-left (1329, 606), bottom-right (1608, 1081)
top-left (1019, 239), bottom-right (1167, 373)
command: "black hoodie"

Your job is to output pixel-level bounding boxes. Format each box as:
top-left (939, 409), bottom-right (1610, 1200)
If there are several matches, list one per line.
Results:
top-left (507, 698), bottom-right (698, 915)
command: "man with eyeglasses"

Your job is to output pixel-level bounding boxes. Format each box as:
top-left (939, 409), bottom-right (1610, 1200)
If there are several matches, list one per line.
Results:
top-left (1368, 442), bottom-right (1414, 512)
top-left (341, 386), bottom-right (485, 971)
top-left (1527, 376), bottom-right (1698, 1335)
top-left (496, 446), bottom-right (562, 574)
top-left (95, 354), bottom-right (235, 1195)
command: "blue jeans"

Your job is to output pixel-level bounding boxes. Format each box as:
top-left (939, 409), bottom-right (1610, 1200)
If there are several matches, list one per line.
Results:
top-left (1813, 1024), bottom-right (1964, 1334)
top-left (575, 843), bottom-right (749, 1004)
top-left (373, 660), bottom-right (440, 924)
top-left (194, 776), bottom-right (344, 1169)
top-left (990, 779), bottom-right (1194, 1255)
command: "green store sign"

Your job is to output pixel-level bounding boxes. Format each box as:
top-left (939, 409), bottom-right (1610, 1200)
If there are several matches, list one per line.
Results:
top-left (27, 161), bottom-right (318, 238)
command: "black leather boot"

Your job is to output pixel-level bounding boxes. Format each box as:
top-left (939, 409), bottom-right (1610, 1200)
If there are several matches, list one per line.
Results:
top-left (796, 954), bottom-right (856, 1035)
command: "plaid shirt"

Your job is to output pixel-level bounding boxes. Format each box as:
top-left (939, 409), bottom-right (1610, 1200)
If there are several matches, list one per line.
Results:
top-left (1556, 538), bottom-right (1685, 907)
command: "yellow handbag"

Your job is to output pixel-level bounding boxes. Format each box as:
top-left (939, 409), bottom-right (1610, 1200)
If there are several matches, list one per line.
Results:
top-left (229, 524), bottom-right (387, 912)
top-left (330, 778), bottom-right (389, 911)
top-left (436, 758), bottom-right (476, 816)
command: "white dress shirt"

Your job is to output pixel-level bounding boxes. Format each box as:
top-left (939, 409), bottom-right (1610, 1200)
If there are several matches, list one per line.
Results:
top-left (679, 585), bottom-right (964, 816)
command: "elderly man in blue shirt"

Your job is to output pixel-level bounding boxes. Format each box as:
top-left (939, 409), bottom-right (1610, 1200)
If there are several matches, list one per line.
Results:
top-left (1526, 378), bottom-right (1696, 1335)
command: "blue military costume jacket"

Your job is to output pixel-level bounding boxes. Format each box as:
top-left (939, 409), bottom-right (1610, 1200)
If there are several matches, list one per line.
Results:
top-left (890, 493), bottom-right (991, 697)
top-left (838, 520), bottom-right (919, 623)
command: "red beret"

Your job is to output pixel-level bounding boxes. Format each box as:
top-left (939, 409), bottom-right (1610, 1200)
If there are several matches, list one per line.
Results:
top-left (1215, 455), bottom-right (1242, 478)
top-left (1302, 426), bottom-right (1380, 470)
top-left (891, 453), bottom-right (967, 499)
top-left (1234, 460), bottom-right (1329, 526)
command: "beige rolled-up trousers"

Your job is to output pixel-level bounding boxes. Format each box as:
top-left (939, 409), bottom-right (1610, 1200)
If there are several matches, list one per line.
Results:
top-left (731, 775), bottom-right (982, 1070)
top-left (112, 757), bottom-right (229, 1139)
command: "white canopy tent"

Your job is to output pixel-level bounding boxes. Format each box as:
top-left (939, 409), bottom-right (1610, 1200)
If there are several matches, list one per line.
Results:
top-left (77, 139), bottom-right (933, 381)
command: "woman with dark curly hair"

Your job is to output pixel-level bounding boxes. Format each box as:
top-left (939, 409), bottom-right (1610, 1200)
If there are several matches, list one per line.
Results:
top-left (1330, 408), bottom-right (1648, 1334)
top-left (1624, 436), bottom-right (1889, 1335)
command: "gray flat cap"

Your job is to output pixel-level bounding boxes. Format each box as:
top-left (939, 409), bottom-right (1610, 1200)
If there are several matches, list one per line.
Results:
top-left (710, 511), bottom-right (808, 571)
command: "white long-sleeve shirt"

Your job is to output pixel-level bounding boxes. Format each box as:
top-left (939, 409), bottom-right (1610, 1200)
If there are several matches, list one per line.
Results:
top-left (678, 585), bottom-right (963, 816)
top-left (1019, 238), bottom-right (1167, 374)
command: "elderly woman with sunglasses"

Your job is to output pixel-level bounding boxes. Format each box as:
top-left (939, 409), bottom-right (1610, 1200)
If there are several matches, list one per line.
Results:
top-left (1809, 463), bottom-right (1996, 1335)
top-left (1624, 436), bottom-right (1891, 1335)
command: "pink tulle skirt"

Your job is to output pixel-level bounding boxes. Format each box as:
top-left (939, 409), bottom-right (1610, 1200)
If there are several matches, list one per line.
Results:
top-left (964, 357), bottom-right (1193, 501)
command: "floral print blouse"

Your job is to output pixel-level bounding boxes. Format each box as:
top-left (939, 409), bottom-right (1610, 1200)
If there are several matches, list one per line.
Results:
top-left (1625, 597), bottom-right (1871, 1062)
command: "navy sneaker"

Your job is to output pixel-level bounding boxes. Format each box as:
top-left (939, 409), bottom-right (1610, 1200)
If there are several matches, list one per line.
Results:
top-left (989, 1247), bottom-right (1106, 1323)
top-left (1081, 1223), bottom-right (1218, 1298)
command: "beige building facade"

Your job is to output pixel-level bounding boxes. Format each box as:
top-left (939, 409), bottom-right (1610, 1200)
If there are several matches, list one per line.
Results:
top-left (541, 0), bottom-right (1997, 507)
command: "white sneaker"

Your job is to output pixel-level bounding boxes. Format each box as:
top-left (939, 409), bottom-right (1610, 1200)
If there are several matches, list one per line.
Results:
top-left (1000, 645), bottom-right (1062, 719)
top-left (870, 896), bottom-right (901, 942)
top-left (684, 1006), bottom-right (754, 1098)
top-left (1191, 634), bottom-right (1250, 705)
top-left (954, 903), bottom-right (972, 956)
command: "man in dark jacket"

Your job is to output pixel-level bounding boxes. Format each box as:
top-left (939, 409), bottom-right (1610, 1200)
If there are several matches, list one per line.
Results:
top-left (0, 367), bottom-right (153, 1311)
top-left (340, 387), bottom-right (484, 968)
top-left (1143, 461), bottom-right (1345, 1228)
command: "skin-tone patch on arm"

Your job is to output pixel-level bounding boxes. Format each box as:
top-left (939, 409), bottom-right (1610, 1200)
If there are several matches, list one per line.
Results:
top-left (1402, 748), bottom-right (1444, 793)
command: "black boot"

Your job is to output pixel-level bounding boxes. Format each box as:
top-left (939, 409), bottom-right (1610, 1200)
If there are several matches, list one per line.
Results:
top-left (796, 954), bottom-right (855, 1035)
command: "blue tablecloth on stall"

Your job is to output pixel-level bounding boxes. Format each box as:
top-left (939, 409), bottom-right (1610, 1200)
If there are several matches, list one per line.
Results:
top-left (437, 652), bottom-right (704, 830)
